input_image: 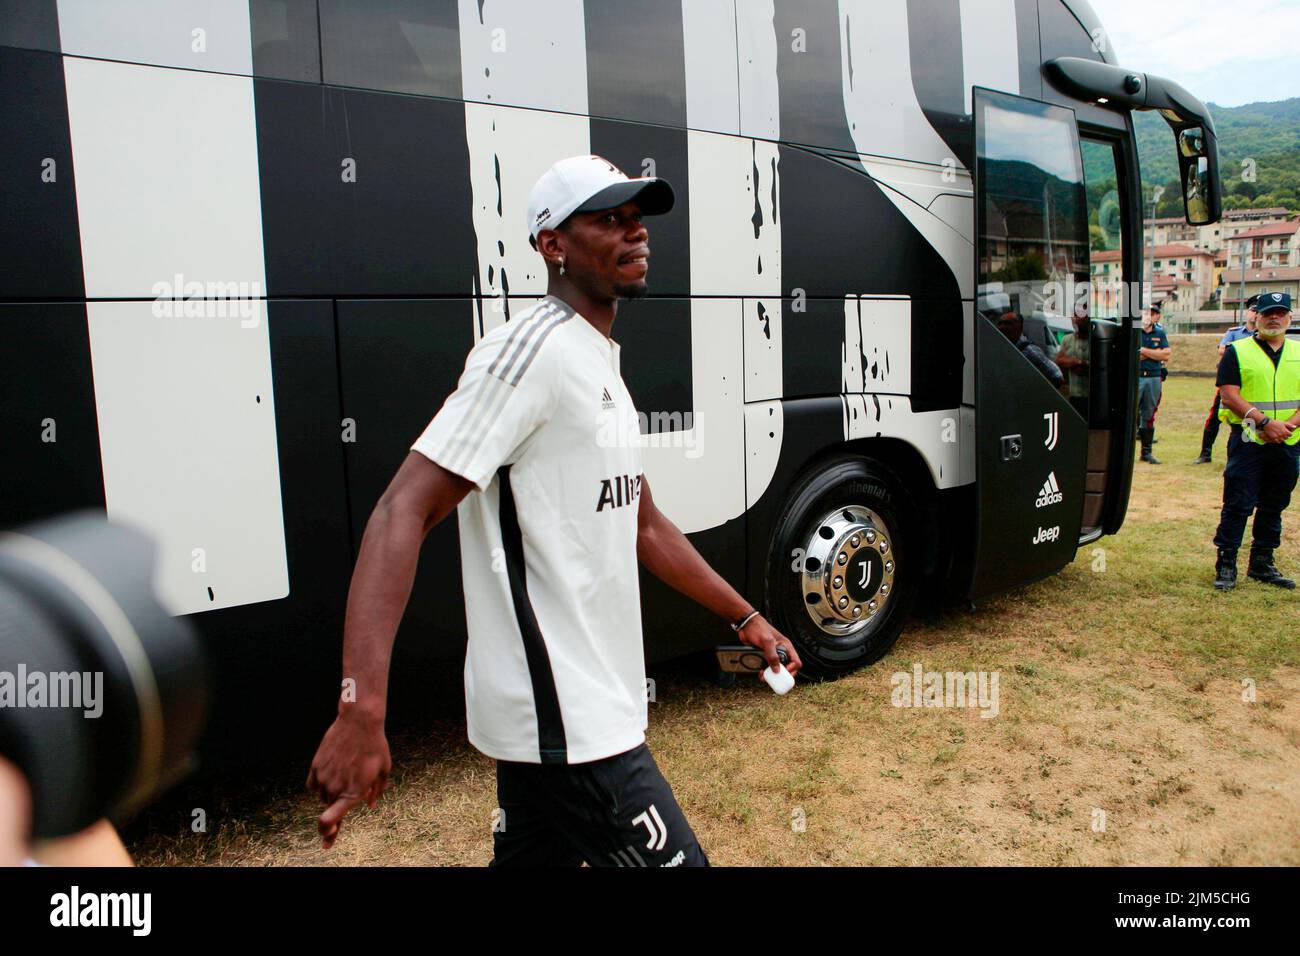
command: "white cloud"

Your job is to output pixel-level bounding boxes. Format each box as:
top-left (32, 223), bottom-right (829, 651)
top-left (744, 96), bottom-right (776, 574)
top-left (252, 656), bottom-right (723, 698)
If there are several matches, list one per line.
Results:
top-left (1086, 0), bottom-right (1300, 107)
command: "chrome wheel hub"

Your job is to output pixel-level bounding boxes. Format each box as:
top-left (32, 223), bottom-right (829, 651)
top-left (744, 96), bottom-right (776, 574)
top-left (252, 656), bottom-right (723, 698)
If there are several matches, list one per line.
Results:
top-left (799, 505), bottom-right (895, 637)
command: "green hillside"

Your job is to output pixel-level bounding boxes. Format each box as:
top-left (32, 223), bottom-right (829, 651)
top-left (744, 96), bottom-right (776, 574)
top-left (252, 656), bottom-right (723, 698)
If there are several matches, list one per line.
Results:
top-left (1133, 98), bottom-right (1300, 215)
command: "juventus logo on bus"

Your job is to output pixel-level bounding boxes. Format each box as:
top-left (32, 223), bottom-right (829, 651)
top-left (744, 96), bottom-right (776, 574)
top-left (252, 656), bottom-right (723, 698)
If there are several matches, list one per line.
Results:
top-left (1043, 412), bottom-right (1059, 451)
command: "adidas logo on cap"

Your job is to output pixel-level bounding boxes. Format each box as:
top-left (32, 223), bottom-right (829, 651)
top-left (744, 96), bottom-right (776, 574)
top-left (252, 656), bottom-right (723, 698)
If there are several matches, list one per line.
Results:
top-left (1035, 472), bottom-right (1063, 508)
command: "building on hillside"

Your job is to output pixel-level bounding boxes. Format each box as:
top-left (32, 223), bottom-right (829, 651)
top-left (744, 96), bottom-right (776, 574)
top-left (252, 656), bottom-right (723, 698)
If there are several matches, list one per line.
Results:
top-left (1131, 210), bottom-right (1295, 315)
top-left (1211, 249), bottom-right (1230, 303)
top-left (1145, 216), bottom-right (1198, 247)
top-left (1145, 209), bottom-right (1293, 254)
top-left (1225, 220), bottom-right (1300, 270)
top-left (1220, 266), bottom-right (1300, 310)
top-left (1149, 243), bottom-right (1215, 305)
top-left (1198, 207), bottom-right (1293, 250)
top-left (1088, 248), bottom-right (1125, 317)
top-left (1151, 277), bottom-right (1199, 320)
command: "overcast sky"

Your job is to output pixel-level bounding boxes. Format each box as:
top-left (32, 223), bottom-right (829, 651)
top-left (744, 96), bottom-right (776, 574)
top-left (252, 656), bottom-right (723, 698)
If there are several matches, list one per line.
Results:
top-left (1086, 0), bottom-right (1300, 108)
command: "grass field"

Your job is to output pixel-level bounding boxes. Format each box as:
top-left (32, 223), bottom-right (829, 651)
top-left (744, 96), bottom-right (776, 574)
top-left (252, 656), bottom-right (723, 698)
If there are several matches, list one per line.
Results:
top-left (126, 338), bottom-right (1299, 866)
top-left (1167, 333), bottom-right (1222, 375)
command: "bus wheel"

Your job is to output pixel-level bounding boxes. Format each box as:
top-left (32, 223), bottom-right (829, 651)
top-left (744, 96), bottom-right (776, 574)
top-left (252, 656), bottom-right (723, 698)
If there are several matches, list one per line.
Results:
top-left (765, 455), bottom-right (917, 678)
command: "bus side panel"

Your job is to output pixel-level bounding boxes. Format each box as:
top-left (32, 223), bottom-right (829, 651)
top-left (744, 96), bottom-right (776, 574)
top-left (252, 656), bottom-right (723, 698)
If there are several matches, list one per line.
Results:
top-left (0, 46), bottom-right (84, 299)
top-left (777, 146), bottom-right (963, 303)
top-left (335, 301), bottom-right (476, 696)
top-left (252, 78), bottom-right (478, 299)
top-left (640, 520), bottom-right (747, 666)
top-left (0, 0), bottom-right (60, 53)
top-left (742, 397), bottom-right (847, 612)
top-left (188, 300), bottom-right (356, 771)
top-left (0, 304), bottom-right (105, 527)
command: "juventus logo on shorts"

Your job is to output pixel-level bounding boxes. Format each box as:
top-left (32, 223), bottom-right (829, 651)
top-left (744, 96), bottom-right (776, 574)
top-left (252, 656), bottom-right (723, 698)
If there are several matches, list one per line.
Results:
top-left (1043, 412), bottom-right (1059, 451)
top-left (632, 803), bottom-right (668, 850)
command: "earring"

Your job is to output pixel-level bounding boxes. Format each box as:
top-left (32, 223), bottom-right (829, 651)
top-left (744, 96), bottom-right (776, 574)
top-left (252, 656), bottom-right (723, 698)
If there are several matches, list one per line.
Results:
top-left (559, 258), bottom-right (566, 276)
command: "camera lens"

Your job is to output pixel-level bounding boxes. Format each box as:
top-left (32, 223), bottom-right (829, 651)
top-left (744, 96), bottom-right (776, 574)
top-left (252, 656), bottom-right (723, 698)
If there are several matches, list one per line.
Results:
top-left (0, 513), bottom-right (208, 838)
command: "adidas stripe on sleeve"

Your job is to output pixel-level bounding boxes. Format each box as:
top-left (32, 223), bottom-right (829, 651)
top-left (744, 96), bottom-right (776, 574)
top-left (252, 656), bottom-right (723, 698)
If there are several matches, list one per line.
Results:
top-left (411, 302), bottom-right (569, 490)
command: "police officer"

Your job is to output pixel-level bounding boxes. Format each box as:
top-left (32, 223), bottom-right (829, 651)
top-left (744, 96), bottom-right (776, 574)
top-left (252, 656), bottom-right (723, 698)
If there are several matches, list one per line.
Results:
top-left (1212, 291), bottom-right (1300, 590)
top-left (1137, 304), bottom-right (1171, 464)
top-left (1193, 294), bottom-right (1259, 464)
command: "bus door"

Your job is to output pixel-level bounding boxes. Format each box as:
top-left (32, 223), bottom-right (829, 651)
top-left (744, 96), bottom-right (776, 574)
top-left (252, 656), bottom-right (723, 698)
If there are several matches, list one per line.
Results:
top-left (1077, 134), bottom-right (1134, 538)
top-left (970, 89), bottom-right (1089, 600)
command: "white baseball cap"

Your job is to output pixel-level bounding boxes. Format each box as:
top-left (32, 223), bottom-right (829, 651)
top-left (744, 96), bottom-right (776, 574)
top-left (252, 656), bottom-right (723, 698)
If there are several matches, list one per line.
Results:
top-left (526, 154), bottom-right (674, 245)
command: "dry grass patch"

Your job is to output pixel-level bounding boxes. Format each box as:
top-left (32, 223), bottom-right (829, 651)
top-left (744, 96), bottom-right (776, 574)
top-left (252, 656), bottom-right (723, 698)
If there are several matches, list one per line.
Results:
top-left (126, 373), bottom-right (1299, 867)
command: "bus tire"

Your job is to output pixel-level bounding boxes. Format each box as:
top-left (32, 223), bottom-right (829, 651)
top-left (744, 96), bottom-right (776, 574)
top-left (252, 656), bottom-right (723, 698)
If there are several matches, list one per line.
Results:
top-left (764, 454), bottom-right (918, 679)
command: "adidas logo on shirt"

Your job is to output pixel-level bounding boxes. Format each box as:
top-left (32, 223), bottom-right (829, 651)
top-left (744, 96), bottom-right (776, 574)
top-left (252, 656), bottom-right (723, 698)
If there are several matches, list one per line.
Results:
top-left (1035, 472), bottom-right (1063, 508)
top-left (601, 387), bottom-right (616, 410)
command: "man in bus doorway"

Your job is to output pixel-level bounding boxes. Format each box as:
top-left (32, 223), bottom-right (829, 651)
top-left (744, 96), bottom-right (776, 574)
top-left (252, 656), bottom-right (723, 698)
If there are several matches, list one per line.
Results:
top-left (1054, 306), bottom-right (1091, 421)
top-left (1193, 294), bottom-right (1258, 465)
top-left (1212, 291), bottom-right (1300, 590)
top-left (306, 155), bottom-right (801, 866)
top-left (995, 311), bottom-right (1063, 388)
top-left (1137, 304), bottom-right (1171, 464)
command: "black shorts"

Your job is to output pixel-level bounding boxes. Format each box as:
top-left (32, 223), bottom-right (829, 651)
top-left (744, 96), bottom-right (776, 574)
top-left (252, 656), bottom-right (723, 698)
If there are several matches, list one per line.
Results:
top-left (490, 742), bottom-right (709, 867)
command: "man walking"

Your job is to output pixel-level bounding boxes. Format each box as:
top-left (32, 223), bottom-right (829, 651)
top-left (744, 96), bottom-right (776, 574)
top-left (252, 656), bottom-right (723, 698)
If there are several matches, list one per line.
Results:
top-left (1193, 294), bottom-right (1258, 464)
top-left (1137, 304), bottom-right (1171, 464)
top-left (1212, 291), bottom-right (1300, 590)
top-left (306, 155), bottom-right (801, 866)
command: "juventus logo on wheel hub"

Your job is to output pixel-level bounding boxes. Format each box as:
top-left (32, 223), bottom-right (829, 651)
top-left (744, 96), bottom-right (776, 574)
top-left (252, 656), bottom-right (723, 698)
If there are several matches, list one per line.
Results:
top-left (799, 505), bottom-right (896, 637)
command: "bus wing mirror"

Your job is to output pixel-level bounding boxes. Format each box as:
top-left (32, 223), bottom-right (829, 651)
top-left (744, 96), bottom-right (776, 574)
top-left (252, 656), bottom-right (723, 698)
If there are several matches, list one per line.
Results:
top-left (1176, 126), bottom-right (1218, 225)
top-left (1045, 57), bottom-right (1223, 226)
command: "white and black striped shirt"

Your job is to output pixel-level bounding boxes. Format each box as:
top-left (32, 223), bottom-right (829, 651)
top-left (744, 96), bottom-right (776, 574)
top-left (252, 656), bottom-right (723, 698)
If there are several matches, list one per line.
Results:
top-left (412, 296), bottom-right (647, 763)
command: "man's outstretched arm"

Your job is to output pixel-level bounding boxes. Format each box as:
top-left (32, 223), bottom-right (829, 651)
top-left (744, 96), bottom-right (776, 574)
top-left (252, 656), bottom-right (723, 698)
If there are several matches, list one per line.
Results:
top-left (635, 475), bottom-right (801, 676)
top-left (307, 452), bottom-right (475, 848)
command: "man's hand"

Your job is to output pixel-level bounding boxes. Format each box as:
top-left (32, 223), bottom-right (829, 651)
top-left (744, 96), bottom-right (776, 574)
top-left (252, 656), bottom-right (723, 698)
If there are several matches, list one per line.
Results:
top-left (737, 615), bottom-right (802, 679)
top-left (306, 711), bottom-right (392, 849)
top-left (1261, 419), bottom-right (1295, 444)
top-left (304, 453), bottom-right (471, 849)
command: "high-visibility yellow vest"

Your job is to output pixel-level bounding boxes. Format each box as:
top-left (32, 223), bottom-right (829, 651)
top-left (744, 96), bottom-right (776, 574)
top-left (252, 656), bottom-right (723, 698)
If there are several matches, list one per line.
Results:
top-left (1219, 336), bottom-right (1300, 445)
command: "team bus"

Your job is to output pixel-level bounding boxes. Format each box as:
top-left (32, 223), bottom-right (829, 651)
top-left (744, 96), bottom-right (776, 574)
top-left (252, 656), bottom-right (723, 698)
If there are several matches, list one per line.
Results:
top-left (0, 0), bottom-right (1222, 764)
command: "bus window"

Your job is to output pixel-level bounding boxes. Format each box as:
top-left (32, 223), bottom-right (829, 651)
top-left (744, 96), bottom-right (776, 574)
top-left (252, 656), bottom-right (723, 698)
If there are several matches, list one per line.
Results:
top-left (976, 90), bottom-right (1089, 382)
top-left (1073, 138), bottom-right (1126, 423)
top-left (1082, 140), bottom-right (1124, 320)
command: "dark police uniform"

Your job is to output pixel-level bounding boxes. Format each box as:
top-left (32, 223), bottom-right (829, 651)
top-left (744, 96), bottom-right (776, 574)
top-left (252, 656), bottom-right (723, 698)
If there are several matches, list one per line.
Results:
top-left (1212, 292), bottom-right (1300, 590)
top-left (1136, 317), bottom-right (1170, 463)
top-left (1194, 295), bottom-right (1258, 464)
